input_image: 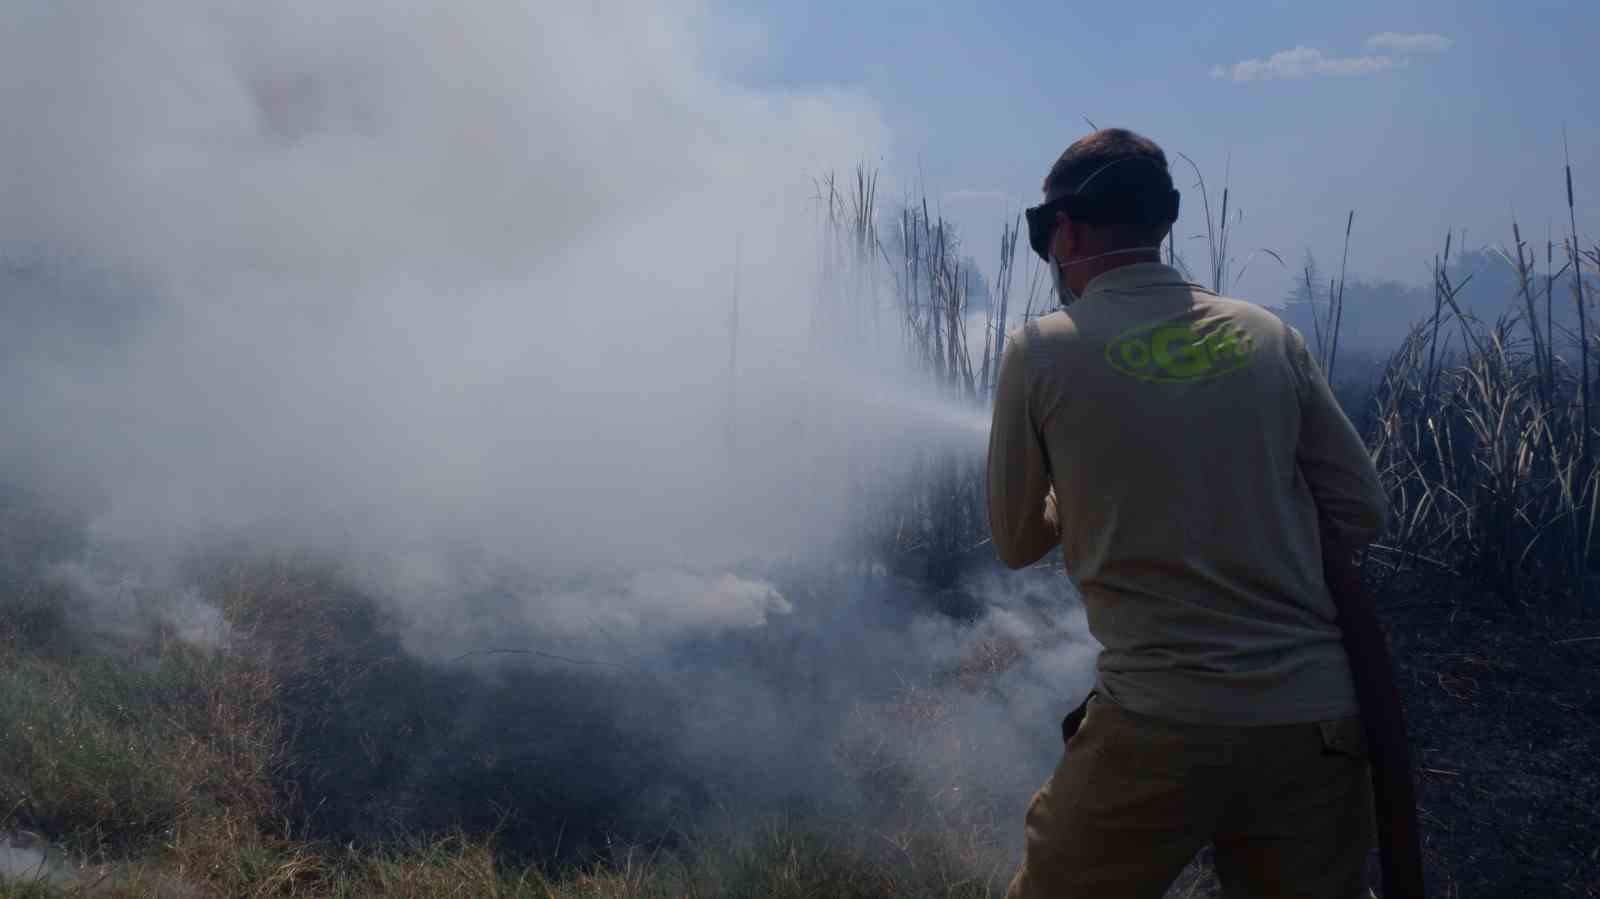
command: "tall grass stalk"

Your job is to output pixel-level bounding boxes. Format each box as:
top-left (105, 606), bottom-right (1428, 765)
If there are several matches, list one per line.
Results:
top-left (1327, 210), bottom-right (1355, 385)
top-left (1369, 201), bottom-right (1596, 605)
top-left (809, 168), bottom-right (991, 577)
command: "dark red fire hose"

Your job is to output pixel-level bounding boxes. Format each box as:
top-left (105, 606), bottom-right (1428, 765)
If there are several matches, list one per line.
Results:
top-left (1323, 535), bottom-right (1425, 898)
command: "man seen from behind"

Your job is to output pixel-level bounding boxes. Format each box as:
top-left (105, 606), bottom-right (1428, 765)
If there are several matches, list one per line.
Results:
top-left (987, 128), bottom-right (1390, 899)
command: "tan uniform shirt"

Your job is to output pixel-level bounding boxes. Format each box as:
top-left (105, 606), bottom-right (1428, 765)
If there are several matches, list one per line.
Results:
top-left (987, 263), bottom-right (1387, 726)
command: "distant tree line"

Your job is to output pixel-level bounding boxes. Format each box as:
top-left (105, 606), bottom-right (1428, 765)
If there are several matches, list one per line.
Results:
top-left (1279, 246), bottom-right (1599, 361)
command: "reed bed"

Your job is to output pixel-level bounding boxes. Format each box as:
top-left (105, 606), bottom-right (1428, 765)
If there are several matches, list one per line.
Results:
top-left (808, 154), bottom-right (1598, 610)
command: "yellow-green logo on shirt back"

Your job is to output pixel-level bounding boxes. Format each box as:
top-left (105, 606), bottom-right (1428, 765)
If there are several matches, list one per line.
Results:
top-left (1105, 317), bottom-right (1256, 383)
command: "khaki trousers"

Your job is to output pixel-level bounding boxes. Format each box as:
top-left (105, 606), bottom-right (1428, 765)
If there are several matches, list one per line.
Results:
top-left (1006, 695), bottom-right (1374, 899)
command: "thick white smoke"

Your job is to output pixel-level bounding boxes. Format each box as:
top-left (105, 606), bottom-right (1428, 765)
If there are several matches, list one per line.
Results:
top-left (0, 0), bottom-right (915, 593)
top-left (0, 1), bottom-right (1093, 871)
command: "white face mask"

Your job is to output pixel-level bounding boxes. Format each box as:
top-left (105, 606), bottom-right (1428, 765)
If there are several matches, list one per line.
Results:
top-left (1051, 246), bottom-right (1164, 307)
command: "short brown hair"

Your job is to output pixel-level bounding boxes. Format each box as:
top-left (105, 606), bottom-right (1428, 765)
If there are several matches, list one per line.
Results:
top-left (1042, 129), bottom-right (1174, 245)
top-left (1043, 128), bottom-right (1170, 197)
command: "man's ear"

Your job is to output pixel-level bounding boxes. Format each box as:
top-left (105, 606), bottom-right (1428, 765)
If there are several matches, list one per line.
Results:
top-left (1052, 210), bottom-right (1077, 260)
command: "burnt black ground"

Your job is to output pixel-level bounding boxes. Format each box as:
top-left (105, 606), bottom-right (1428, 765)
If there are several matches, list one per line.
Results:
top-left (1378, 579), bottom-right (1600, 897)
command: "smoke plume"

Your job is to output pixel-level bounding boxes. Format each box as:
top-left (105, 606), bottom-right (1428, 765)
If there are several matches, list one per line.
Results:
top-left (0, 0), bottom-right (1092, 873)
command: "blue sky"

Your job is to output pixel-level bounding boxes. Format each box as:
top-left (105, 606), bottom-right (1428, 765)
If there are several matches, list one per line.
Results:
top-left (712, 0), bottom-right (1599, 303)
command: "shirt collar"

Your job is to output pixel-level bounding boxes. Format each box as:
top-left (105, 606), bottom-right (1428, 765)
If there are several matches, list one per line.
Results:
top-left (1079, 262), bottom-right (1202, 301)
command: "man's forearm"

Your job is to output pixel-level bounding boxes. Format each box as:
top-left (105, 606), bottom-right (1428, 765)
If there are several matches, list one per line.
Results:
top-left (987, 337), bottom-right (1057, 569)
top-left (991, 487), bottom-right (1057, 569)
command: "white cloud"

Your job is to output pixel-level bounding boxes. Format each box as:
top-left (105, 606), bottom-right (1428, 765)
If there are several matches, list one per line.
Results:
top-left (1212, 45), bottom-right (1399, 82)
top-left (1366, 32), bottom-right (1453, 54)
top-left (1215, 31), bottom-right (1450, 84)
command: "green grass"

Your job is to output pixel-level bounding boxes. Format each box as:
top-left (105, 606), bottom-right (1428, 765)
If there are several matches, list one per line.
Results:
top-left (0, 883), bottom-right (57, 899)
top-left (1, 657), bottom-right (194, 847)
top-left (0, 546), bottom-right (1023, 898)
top-left (0, 585), bottom-right (280, 862)
top-left (0, 820), bottom-right (1005, 898)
